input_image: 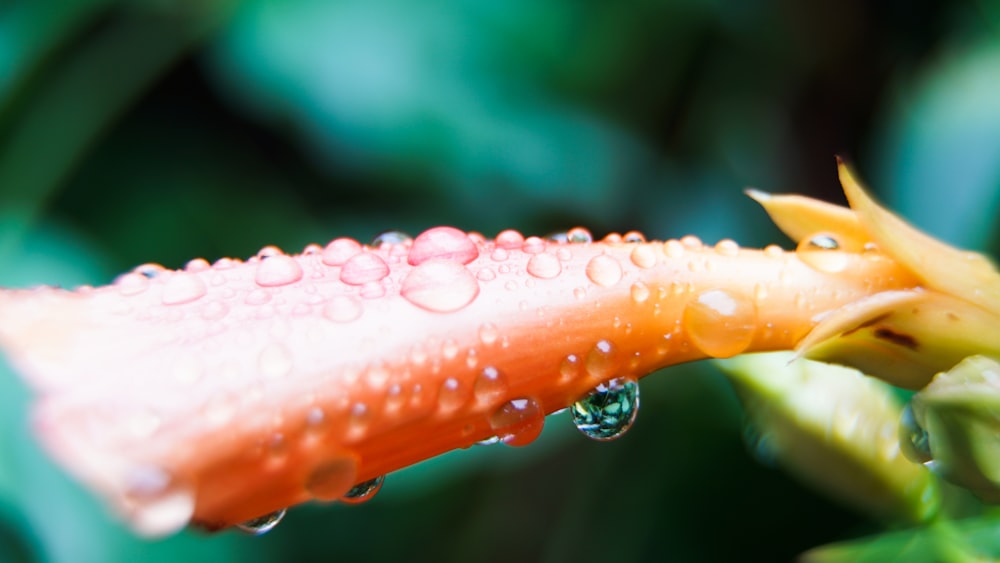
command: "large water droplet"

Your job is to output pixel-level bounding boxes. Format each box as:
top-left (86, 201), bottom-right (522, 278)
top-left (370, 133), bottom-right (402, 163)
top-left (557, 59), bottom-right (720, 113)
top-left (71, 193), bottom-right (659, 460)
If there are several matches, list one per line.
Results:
top-left (322, 238), bottom-right (363, 266)
top-left (489, 397), bottom-right (544, 447)
top-left (495, 230), bottom-right (525, 249)
top-left (682, 289), bottom-right (757, 358)
top-left (123, 466), bottom-right (196, 537)
top-left (796, 232), bottom-right (849, 273)
top-left (408, 226), bottom-right (479, 265)
top-left (899, 402), bottom-right (933, 464)
top-left (161, 272), bottom-right (207, 305)
top-left (371, 230), bottom-right (413, 247)
top-left (255, 254), bottom-right (304, 287)
top-left (306, 458), bottom-right (359, 501)
top-left (474, 366), bottom-right (509, 405)
top-left (340, 253), bottom-right (390, 285)
top-left (401, 260), bottom-right (480, 312)
top-left (571, 378), bottom-right (639, 441)
top-left (526, 253), bottom-right (561, 279)
top-left (237, 509), bottom-right (286, 536)
top-left (340, 475), bottom-right (385, 504)
top-left (585, 255), bottom-right (623, 287)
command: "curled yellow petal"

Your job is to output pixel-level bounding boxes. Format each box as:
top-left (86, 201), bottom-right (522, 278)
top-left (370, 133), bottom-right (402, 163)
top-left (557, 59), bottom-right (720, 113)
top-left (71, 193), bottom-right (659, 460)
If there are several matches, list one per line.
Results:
top-left (745, 188), bottom-right (869, 251)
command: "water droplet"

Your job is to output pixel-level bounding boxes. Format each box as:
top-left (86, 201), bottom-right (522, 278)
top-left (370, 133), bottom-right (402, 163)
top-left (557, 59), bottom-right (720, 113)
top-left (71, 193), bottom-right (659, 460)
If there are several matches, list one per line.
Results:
top-left (585, 340), bottom-right (620, 380)
top-left (161, 272), bottom-right (207, 305)
top-left (495, 230), bottom-right (524, 249)
top-left (489, 397), bottom-right (544, 447)
top-left (680, 235), bottom-right (702, 249)
top-left (439, 377), bottom-right (470, 412)
top-left (123, 466), bottom-right (195, 537)
top-left (623, 231), bottom-right (646, 243)
top-left (303, 243), bottom-right (323, 255)
top-left (306, 458), bottom-right (359, 501)
top-left (340, 475), bottom-right (385, 504)
top-left (522, 236), bottom-right (547, 254)
top-left (764, 244), bottom-right (784, 258)
top-left (408, 226), bottom-right (479, 266)
top-left (322, 238), bottom-right (363, 266)
top-left (663, 240), bottom-right (684, 258)
top-left (340, 253), bottom-right (390, 285)
top-left (682, 289), bottom-right (757, 358)
top-left (526, 253), bottom-right (561, 279)
top-left (796, 232), bottom-right (849, 273)
top-left (899, 402), bottom-right (933, 464)
top-left (490, 248), bottom-right (509, 262)
top-left (476, 268), bottom-right (497, 281)
top-left (560, 354), bottom-right (581, 382)
top-left (401, 261), bottom-right (480, 312)
top-left (630, 282), bottom-right (650, 304)
top-left (256, 255), bottom-right (304, 287)
top-left (257, 246), bottom-right (283, 259)
top-left (474, 366), bottom-right (509, 405)
top-left (715, 239), bottom-right (740, 257)
top-left (629, 245), bottom-right (657, 269)
top-left (546, 231), bottom-right (569, 243)
top-left (237, 509), bottom-right (286, 536)
top-left (571, 377), bottom-right (639, 441)
top-left (479, 322), bottom-right (499, 345)
top-left (116, 272), bottom-right (150, 296)
top-left (586, 255), bottom-right (623, 287)
top-left (323, 295), bottom-right (363, 323)
top-left (245, 288), bottom-right (271, 305)
top-left (371, 230), bottom-right (412, 247)
top-left (565, 227), bottom-right (593, 243)
top-left (603, 233), bottom-right (622, 243)
top-left (134, 263), bottom-right (167, 278)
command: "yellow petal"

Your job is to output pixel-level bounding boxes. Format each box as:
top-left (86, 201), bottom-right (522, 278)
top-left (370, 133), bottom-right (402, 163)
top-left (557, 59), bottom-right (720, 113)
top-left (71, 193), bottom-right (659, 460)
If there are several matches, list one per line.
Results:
top-left (746, 188), bottom-right (869, 250)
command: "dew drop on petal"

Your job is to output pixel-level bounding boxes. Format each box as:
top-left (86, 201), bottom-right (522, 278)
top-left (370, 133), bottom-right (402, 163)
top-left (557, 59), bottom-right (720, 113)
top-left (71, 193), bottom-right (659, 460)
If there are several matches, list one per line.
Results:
top-left (796, 232), bottom-right (849, 273)
top-left (571, 377), bottom-right (639, 441)
top-left (489, 397), bottom-right (544, 447)
top-left (256, 254), bottom-right (304, 287)
top-left (237, 509), bottom-right (286, 536)
top-left (116, 272), bottom-right (150, 296)
top-left (479, 322), bottom-right (499, 345)
top-left (560, 354), bottom-right (581, 382)
top-left (629, 245), bottom-right (657, 269)
top-left (408, 226), bottom-right (479, 265)
top-left (546, 231), bottom-right (569, 243)
top-left (371, 230), bottom-right (413, 247)
top-left (323, 295), bottom-right (363, 323)
top-left (161, 272), bottom-right (207, 305)
top-left (340, 253), bottom-right (390, 286)
top-left (134, 263), bottom-right (167, 278)
top-left (630, 281), bottom-right (650, 304)
top-left (123, 466), bottom-right (195, 537)
top-left (340, 475), bottom-right (385, 504)
top-left (682, 289), bottom-right (757, 358)
top-left (663, 240), bottom-right (685, 258)
top-left (439, 376), bottom-right (470, 412)
top-left (566, 227), bottom-right (593, 243)
top-left (623, 231), bottom-right (646, 243)
top-left (322, 238), bottom-right (363, 266)
top-left (495, 230), bottom-right (524, 249)
top-left (474, 366), bottom-right (509, 405)
top-left (306, 457), bottom-right (359, 501)
top-left (200, 300), bottom-right (229, 321)
top-left (585, 340), bottom-right (620, 380)
top-left (715, 239), bottom-right (740, 257)
top-left (245, 289), bottom-right (272, 305)
top-left (585, 255), bottom-right (623, 287)
top-left (526, 253), bottom-right (561, 279)
top-left (401, 260), bottom-right (480, 313)
top-left (521, 236), bottom-right (547, 254)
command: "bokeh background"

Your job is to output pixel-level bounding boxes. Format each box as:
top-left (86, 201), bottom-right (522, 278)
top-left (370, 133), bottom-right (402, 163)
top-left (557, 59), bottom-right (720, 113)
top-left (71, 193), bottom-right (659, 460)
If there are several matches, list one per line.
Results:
top-left (1, 0), bottom-right (1000, 561)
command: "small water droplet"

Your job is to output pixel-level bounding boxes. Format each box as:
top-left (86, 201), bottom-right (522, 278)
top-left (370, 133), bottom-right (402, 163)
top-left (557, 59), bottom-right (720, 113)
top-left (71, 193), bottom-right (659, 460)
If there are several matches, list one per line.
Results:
top-left (489, 397), bottom-right (544, 447)
top-left (161, 272), bottom-right (207, 305)
top-left (526, 253), bottom-right (561, 279)
top-left (630, 281), bottom-right (650, 304)
top-left (629, 245), bottom-right (657, 269)
top-left (899, 402), bottom-right (933, 464)
top-left (401, 261), bottom-right (480, 312)
top-left (306, 458), bottom-right (359, 501)
top-left (477, 268), bottom-right (497, 281)
top-left (571, 377), bottom-right (639, 441)
top-left (495, 230), bottom-right (524, 249)
top-left (682, 289), bottom-right (757, 358)
top-left (715, 239), bottom-right (740, 256)
top-left (237, 509), bottom-right (286, 536)
top-left (256, 254), bottom-right (304, 287)
top-left (763, 244), bottom-right (784, 258)
top-left (680, 235), bottom-right (702, 249)
top-left (521, 236), bottom-right (546, 254)
top-left (585, 340), bottom-right (620, 380)
top-left (479, 322), bottom-right (499, 345)
top-left (560, 354), bottom-right (581, 382)
top-left (490, 248), bottom-right (509, 262)
top-left (340, 253), bottom-right (390, 285)
top-left (371, 230), bottom-right (413, 247)
top-left (322, 238), bottom-right (363, 266)
top-left (566, 227), bottom-right (593, 243)
top-left (623, 231), bottom-right (646, 243)
top-left (323, 295), bottom-right (363, 323)
top-left (340, 475), bottom-right (385, 504)
top-left (439, 376), bottom-right (470, 412)
top-left (796, 232), bottom-right (848, 273)
top-left (585, 255), bottom-right (623, 287)
top-left (663, 240), bottom-right (684, 258)
top-left (474, 366), bottom-right (509, 405)
top-left (115, 272), bottom-right (150, 296)
top-left (134, 263), bottom-right (167, 278)
top-left (408, 226), bottom-right (479, 265)
top-left (123, 466), bottom-right (195, 537)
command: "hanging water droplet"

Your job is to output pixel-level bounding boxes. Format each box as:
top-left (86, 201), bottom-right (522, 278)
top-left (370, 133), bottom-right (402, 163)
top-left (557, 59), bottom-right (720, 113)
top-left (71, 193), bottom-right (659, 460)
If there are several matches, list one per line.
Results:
top-left (237, 509), bottom-right (286, 536)
top-left (899, 402), bottom-right (933, 464)
top-left (401, 261), bottom-right (480, 312)
top-left (408, 226), bottom-right (479, 265)
top-left (340, 475), bottom-right (385, 504)
top-left (571, 377), bottom-right (639, 441)
top-left (489, 397), bottom-right (544, 447)
top-left (585, 255), bottom-right (623, 287)
top-left (526, 253), bottom-right (561, 279)
top-left (682, 289), bottom-right (757, 358)
top-left (371, 230), bottom-right (412, 247)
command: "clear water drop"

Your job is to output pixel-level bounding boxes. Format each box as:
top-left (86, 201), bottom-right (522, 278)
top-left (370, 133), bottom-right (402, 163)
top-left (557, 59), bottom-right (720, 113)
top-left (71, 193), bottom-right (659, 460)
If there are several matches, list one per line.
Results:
top-left (340, 475), bottom-right (385, 504)
top-left (566, 227), bottom-right (593, 243)
top-left (585, 339), bottom-right (620, 380)
top-left (623, 231), bottom-right (646, 243)
top-left (474, 366), bottom-right (509, 405)
top-left (439, 376), bottom-right (470, 412)
top-left (585, 255), bottom-right (623, 287)
top-left (115, 272), bottom-right (150, 296)
top-left (408, 226), bottom-right (479, 265)
top-left (134, 263), bottom-right (167, 278)
top-left (526, 253), bottom-right (562, 279)
top-left (495, 230), bottom-right (525, 249)
top-left (521, 236), bottom-right (547, 254)
top-left (476, 436), bottom-right (500, 446)
top-left (255, 254), bottom-right (304, 287)
top-left (796, 232), bottom-right (849, 273)
top-left (340, 253), bottom-right (390, 285)
top-left (682, 289), bottom-right (757, 358)
top-left (237, 509), bottom-right (286, 536)
top-left (322, 238), bottom-right (363, 266)
top-left (629, 245), bottom-right (657, 269)
top-left (899, 402), bottom-right (933, 464)
top-left (715, 239), bottom-right (740, 256)
top-left (571, 377), bottom-right (639, 441)
top-left (371, 230), bottom-right (412, 247)
top-left (400, 261), bottom-right (480, 312)
top-left (161, 272), bottom-right (207, 305)
top-left (630, 281), bottom-right (651, 304)
top-left (489, 397), bottom-right (544, 447)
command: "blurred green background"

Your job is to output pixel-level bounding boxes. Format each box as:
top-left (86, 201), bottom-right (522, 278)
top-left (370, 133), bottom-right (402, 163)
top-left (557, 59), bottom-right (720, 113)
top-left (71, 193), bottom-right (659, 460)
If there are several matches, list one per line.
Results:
top-left (1, 0), bottom-right (1000, 561)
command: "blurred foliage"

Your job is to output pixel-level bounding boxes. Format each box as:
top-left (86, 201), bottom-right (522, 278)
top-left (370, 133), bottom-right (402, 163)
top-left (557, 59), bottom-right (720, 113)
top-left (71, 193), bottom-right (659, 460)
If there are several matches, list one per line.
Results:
top-left (1, 0), bottom-right (999, 561)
